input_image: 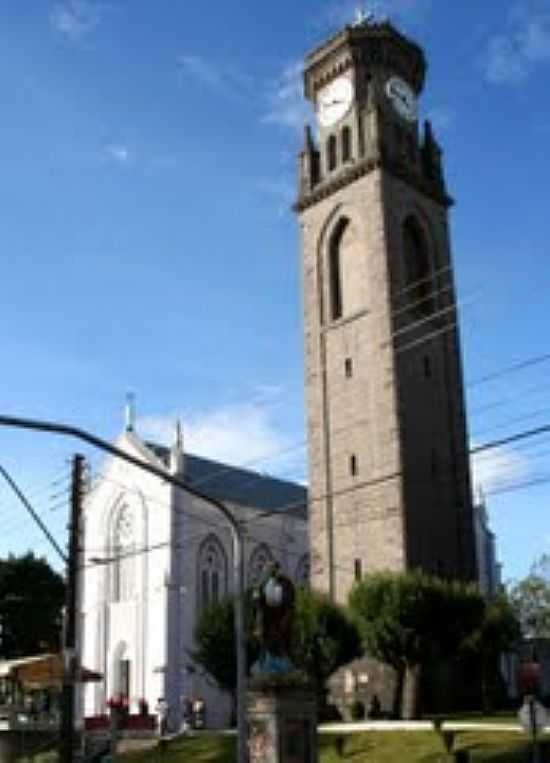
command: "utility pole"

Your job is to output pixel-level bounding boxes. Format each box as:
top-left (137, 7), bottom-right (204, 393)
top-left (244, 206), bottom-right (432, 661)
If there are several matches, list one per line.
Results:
top-left (60, 454), bottom-right (84, 763)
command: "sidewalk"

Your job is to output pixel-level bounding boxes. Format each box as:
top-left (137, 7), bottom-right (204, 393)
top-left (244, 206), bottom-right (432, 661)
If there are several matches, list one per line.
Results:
top-left (318, 720), bottom-right (550, 734)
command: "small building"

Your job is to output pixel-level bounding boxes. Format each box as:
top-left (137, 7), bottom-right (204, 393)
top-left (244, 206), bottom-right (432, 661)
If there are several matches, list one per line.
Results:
top-left (80, 422), bottom-right (308, 730)
top-left (0, 653), bottom-right (101, 730)
top-left (473, 498), bottom-right (501, 597)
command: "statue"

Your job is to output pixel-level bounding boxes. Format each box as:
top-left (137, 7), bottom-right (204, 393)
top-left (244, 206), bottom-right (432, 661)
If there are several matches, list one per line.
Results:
top-left (252, 563), bottom-right (296, 675)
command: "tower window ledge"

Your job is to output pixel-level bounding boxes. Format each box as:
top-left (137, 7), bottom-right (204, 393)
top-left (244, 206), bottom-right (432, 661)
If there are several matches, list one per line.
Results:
top-left (322, 306), bottom-right (370, 331)
top-left (294, 157), bottom-right (380, 212)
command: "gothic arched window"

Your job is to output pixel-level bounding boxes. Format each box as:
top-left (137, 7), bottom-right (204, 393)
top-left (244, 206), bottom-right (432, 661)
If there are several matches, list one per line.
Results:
top-left (341, 126), bottom-right (351, 162)
top-left (248, 544), bottom-right (274, 588)
top-left (295, 554), bottom-right (310, 588)
top-left (328, 218), bottom-right (349, 321)
top-left (112, 505), bottom-right (135, 603)
top-left (197, 535), bottom-right (227, 611)
top-left (327, 135), bottom-right (337, 171)
top-left (112, 642), bottom-right (131, 701)
top-left (403, 216), bottom-right (434, 316)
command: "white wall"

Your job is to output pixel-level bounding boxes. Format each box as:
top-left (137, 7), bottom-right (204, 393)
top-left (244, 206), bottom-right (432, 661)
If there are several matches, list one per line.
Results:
top-left (81, 432), bottom-right (309, 729)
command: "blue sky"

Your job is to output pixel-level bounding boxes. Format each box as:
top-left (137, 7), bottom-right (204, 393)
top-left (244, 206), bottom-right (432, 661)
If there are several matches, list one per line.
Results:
top-left (0, 0), bottom-right (549, 582)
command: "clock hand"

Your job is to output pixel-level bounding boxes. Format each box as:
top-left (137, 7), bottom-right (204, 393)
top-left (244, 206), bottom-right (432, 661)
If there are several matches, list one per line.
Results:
top-left (320, 98), bottom-right (344, 109)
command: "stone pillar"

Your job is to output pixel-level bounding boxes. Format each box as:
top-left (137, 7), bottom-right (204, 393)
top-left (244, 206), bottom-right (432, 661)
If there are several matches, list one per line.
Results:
top-left (247, 689), bottom-right (318, 763)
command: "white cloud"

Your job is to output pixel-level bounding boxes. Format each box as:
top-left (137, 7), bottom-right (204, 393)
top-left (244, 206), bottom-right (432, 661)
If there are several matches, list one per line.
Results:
top-left (137, 398), bottom-right (306, 482)
top-left (178, 54), bottom-right (253, 97)
top-left (471, 445), bottom-right (531, 495)
top-left (262, 60), bottom-right (313, 132)
top-left (50, 0), bottom-right (102, 43)
top-left (104, 143), bottom-right (132, 164)
top-left (484, 35), bottom-right (529, 83)
top-left (177, 54), bottom-right (311, 132)
top-left (178, 54), bottom-right (224, 89)
top-left (483, 0), bottom-right (550, 84)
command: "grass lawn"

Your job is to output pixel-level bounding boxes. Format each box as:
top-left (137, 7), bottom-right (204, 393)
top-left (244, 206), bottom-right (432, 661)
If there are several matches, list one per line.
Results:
top-left (120, 730), bottom-right (549, 762)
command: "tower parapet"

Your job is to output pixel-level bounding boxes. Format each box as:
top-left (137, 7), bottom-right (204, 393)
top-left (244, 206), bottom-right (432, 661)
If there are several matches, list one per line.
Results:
top-left (296, 20), bottom-right (451, 212)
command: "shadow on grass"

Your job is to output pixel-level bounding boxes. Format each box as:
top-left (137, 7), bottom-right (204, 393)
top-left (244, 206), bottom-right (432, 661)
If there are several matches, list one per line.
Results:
top-left (466, 739), bottom-right (549, 763)
top-left (450, 738), bottom-right (545, 763)
top-left (123, 734), bottom-right (235, 763)
top-left (319, 732), bottom-right (542, 763)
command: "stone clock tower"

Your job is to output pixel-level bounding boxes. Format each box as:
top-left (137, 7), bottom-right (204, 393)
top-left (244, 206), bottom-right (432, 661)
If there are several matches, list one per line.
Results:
top-left (296, 19), bottom-right (476, 603)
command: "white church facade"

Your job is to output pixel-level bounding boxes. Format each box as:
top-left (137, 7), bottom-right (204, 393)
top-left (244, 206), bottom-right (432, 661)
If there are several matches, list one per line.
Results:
top-left (80, 423), bottom-right (308, 730)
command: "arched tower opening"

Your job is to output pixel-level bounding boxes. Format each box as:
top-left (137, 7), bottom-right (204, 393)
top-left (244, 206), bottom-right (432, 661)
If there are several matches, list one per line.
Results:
top-left (328, 216), bottom-right (362, 321)
top-left (402, 215), bottom-right (434, 316)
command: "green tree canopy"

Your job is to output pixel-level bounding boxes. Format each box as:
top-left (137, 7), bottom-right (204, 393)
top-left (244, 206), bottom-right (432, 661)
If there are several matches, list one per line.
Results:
top-left (509, 554), bottom-right (550, 638)
top-left (462, 592), bottom-right (521, 710)
top-left (349, 570), bottom-right (485, 718)
top-left (291, 587), bottom-right (361, 702)
top-left (0, 552), bottom-right (65, 658)
top-left (192, 587), bottom-right (361, 708)
top-left (192, 592), bottom-right (259, 696)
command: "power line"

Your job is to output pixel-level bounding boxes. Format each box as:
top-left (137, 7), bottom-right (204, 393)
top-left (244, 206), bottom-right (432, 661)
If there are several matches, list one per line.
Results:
top-left (386, 291), bottom-right (480, 347)
top-left (76, 425), bottom-right (550, 587)
top-left (0, 464), bottom-right (66, 563)
top-left (469, 379), bottom-right (550, 415)
top-left (486, 473), bottom-right (550, 497)
top-left (392, 263), bottom-right (452, 299)
top-left (471, 407), bottom-right (550, 439)
top-left (470, 425), bottom-right (550, 455)
top-left (247, 422), bottom-right (550, 527)
top-left (473, 432), bottom-right (550, 460)
top-left (394, 319), bottom-right (460, 354)
top-left (391, 281), bottom-right (453, 320)
top-left (467, 352), bottom-right (550, 389)
top-left (13, 417), bottom-right (549, 578)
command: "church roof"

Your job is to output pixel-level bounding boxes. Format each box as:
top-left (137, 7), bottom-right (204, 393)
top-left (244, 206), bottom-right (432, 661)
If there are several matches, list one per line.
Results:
top-left (146, 443), bottom-right (308, 519)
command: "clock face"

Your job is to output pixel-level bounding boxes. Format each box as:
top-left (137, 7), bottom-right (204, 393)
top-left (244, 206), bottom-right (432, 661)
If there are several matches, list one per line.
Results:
top-left (386, 76), bottom-right (417, 122)
top-left (317, 76), bottom-right (354, 128)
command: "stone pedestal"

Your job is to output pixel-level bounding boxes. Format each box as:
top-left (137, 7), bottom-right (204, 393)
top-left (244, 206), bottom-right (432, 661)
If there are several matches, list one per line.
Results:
top-left (247, 689), bottom-right (318, 763)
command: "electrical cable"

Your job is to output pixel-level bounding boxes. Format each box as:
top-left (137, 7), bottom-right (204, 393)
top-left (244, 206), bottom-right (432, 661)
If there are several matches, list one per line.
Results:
top-left (471, 407), bottom-right (550, 439)
top-left (385, 291), bottom-right (480, 346)
top-left (467, 352), bottom-right (550, 389)
top-left (0, 464), bottom-right (66, 562)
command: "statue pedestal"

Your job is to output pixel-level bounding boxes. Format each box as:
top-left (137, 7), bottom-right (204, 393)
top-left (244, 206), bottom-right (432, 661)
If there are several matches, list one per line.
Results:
top-left (247, 688), bottom-right (318, 763)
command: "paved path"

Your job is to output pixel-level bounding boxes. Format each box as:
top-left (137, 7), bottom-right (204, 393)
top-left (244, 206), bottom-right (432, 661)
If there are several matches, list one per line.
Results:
top-left (318, 720), bottom-right (550, 734)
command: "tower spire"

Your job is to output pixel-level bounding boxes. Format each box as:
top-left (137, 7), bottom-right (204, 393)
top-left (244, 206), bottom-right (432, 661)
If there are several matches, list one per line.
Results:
top-left (124, 392), bottom-right (136, 433)
top-left (170, 418), bottom-right (185, 475)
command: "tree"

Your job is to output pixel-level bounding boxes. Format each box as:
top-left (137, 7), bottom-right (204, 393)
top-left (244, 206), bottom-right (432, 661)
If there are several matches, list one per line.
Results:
top-left (192, 593), bottom-right (259, 709)
top-left (291, 588), bottom-right (361, 708)
top-left (192, 587), bottom-right (361, 714)
top-left (463, 593), bottom-right (521, 710)
top-left (349, 570), bottom-right (485, 719)
top-left (0, 553), bottom-right (65, 658)
top-left (509, 554), bottom-right (550, 638)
